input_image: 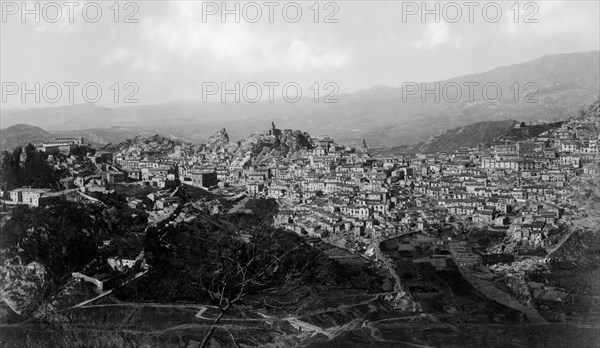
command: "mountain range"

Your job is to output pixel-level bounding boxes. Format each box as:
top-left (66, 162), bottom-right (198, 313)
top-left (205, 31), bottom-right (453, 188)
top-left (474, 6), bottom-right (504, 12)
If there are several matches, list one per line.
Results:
top-left (373, 96), bottom-right (600, 155)
top-left (1, 51), bottom-right (599, 150)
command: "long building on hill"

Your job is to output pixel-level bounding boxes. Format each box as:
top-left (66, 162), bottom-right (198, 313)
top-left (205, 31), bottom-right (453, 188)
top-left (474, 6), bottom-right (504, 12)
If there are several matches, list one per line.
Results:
top-left (38, 137), bottom-right (85, 154)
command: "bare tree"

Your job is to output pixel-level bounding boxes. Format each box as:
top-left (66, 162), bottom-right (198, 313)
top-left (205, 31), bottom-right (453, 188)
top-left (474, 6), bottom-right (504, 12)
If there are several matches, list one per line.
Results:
top-left (195, 214), bottom-right (310, 348)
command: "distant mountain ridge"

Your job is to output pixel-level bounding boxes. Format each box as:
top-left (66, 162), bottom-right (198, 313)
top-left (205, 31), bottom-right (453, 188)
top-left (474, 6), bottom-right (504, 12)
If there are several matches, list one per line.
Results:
top-left (374, 97), bottom-right (600, 155)
top-left (1, 51), bottom-right (599, 148)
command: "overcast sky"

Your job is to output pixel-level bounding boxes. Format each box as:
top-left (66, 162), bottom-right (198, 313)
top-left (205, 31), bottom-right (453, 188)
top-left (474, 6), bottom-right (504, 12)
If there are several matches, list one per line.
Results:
top-left (1, 0), bottom-right (599, 109)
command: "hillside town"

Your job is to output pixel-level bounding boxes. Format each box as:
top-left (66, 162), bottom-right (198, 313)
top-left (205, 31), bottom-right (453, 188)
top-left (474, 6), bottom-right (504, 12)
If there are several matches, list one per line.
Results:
top-left (2, 1), bottom-right (599, 344)
top-left (4, 102), bottom-right (598, 250)
top-left (1, 100), bottom-right (599, 346)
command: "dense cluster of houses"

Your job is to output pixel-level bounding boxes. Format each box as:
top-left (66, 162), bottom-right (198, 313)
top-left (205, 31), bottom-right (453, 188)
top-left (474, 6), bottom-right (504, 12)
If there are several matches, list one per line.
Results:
top-left (104, 115), bottom-right (599, 249)
top-left (3, 110), bottom-right (598, 252)
top-left (113, 138), bottom-right (182, 188)
top-left (252, 114), bottom-right (597, 249)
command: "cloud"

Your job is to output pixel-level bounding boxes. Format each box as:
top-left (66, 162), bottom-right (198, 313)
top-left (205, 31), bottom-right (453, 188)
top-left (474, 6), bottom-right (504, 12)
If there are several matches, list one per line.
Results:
top-left (30, 3), bottom-right (78, 33)
top-left (414, 22), bottom-right (462, 50)
top-left (502, 1), bottom-right (597, 38)
top-left (102, 48), bottom-right (158, 72)
top-left (287, 41), bottom-right (349, 69)
top-left (138, 2), bottom-right (349, 74)
top-left (539, 1), bottom-right (565, 13)
top-left (34, 21), bottom-right (73, 33)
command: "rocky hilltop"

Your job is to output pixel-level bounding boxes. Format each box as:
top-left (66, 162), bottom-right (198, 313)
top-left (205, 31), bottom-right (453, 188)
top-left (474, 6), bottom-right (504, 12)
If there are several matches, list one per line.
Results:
top-left (204, 123), bottom-right (312, 162)
top-left (117, 134), bottom-right (182, 152)
top-left (205, 128), bottom-right (230, 151)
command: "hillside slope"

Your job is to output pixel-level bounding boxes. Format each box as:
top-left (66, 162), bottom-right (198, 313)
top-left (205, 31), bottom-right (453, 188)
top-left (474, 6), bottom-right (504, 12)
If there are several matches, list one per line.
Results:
top-left (407, 119), bottom-right (517, 154)
top-left (0, 124), bottom-right (54, 151)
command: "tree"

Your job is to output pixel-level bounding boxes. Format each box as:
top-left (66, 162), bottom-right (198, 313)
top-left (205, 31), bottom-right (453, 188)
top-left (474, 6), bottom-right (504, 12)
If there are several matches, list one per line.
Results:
top-left (137, 201), bottom-right (316, 347)
top-left (0, 148), bottom-right (22, 191)
top-left (0, 145), bottom-right (59, 191)
top-left (195, 217), bottom-right (310, 348)
top-left (115, 200), bottom-right (333, 345)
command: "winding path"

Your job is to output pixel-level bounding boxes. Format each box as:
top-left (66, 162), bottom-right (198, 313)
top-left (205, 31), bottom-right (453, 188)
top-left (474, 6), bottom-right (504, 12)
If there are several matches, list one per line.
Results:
top-left (545, 227), bottom-right (579, 258)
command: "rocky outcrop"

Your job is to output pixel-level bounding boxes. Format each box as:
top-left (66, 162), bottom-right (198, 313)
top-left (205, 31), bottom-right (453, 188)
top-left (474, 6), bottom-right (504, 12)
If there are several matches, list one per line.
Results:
top-left (205, 125), bottom-right (313, 162)
top-left (279, 130), bottom-right (312, 152)
top-left (0, 260), bottom-right (46, 319)
top-left (248, 129), bottom-right (312, 161)
top-left (206, 128), bottom-right (230, 150)
top-left (118, 134), bottom-right (181, 151)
